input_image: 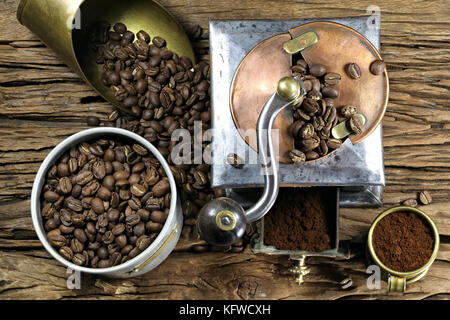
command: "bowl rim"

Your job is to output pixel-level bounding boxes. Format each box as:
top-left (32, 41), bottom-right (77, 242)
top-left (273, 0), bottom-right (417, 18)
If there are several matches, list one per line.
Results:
top-left (31, 127), bottom-right (179, 274)
top-left (367, 205), bottom-right (440, 277)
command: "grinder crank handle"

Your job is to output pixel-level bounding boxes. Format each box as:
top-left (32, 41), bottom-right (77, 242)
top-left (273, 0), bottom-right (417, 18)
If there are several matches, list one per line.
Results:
top-left (196, 77), bottom-right (306, 246)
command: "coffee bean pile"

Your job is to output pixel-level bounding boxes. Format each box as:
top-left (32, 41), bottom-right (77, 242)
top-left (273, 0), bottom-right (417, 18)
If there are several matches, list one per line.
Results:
top-left (288, 58), bottom-right (364, 162)
top-left (41, 139), bottom-right (170, 268)
top-left (88, 22), bottom-right (238, 246)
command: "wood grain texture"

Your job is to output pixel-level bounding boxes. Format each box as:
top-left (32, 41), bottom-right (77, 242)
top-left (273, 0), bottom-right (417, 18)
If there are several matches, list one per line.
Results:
top-left (0, 0), bottom-right (449, 300)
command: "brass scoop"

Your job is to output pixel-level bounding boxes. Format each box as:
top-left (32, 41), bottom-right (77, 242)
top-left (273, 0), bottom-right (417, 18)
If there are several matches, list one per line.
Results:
top-left (17, 0), bottom-right (195, 113)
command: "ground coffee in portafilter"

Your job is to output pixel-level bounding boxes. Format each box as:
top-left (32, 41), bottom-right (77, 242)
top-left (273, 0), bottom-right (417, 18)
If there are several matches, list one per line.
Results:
top-left (41, 138), bottom-right (171, 268)
top-left (264, 188), bottom-right (334, 252)
top-left (372, 211), bottom-right (434, 272)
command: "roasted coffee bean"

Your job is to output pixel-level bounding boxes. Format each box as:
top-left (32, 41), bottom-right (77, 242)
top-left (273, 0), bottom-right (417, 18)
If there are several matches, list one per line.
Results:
top-left (103, 175), bottom-right (115, 191)
top-left (324, 105), bottom-right (337, 124)
top-left (302, 137), bottom-right (320, 151)
top-left (44, 190), bottom-right (60, 202)
top-left (68, 158), bottom-right (78, 174)
top-left (289, 120), bottom-right (305, 138)
top-left (44, 219), bottom-right (58, 231)
top-left (70, 238), bottom-right (84, 253)
top-left (110, 252), bottom-right (122, 266)
top-left (66, 198), bottom-right (83, 212)
top-left (128, 247), bottom-right (142, 258)
top-left (292, 64), bottom-right (307, 74)
top-left (111, 223), bottom-right (125, 236)
top-left (72, 253), bottom-right (86, 266)
top-left (133, 222), bottom-right (146, 237)
top-left (74, 228), bottom-right (87, 243)
top-left (152, 36), bottom-right (166, 48)
top-left (327, 138), bottom-right (342, 150)
top-left (59, 246), bottom-right (74, 261)
top-left (130, 183), bottom-right (147, 197)
top-left (102, 231), bottom-right (115, 245)
top-left (58, 177), bottom-right (72, 194)
top-left (300, 123), bottom-right (315, 139)
top-left (146, 221), bottom-right (163, 232)
top-left (136, 235), bottom-right (151, 251)
top-left (346, 63), bottom-right (361, 79)
top-left (303, 98), bottom-right (320, 114)
top-left (341, 105), bottom-right (357, 118)
top-left (226, 153), bottom-right (244, 169)
top-left (113, 22), bottom-right (127, 34)
top-left (310, 64), bottom-right (326, 77)
top-left (402, 198), bottom-right (418, 207)
top-left (323, 73), bottom-right (341, 86)
top-left (97, 187), bottom-right (111, 201)
top-left (150, 210), bottom-right (168, 224)
top-left (305, 151), bottom-right (320, 161)
top-left (319, 139), bottom-right (329, 156)
top-left (419, 191), bottom-right (432, 205)
top-left (322, 86), bottom-right (339, 99)
top-left (137, 30), bottom-right (150, 43)
top-left (91, 197), bottom-right (105, 214)
top-left (98, 259), bottom-right (112, 268)
top-left (307, 90), bottom-right (322, 100)
top-left (86, 116), bottom-right (100, 126)
top-left (48, 234), bottom-right (66, 247)
top-left (348, 116), bottom-right (364, 134)
top-left (126, 214), bottom-right (140, 226)
top-left (370, 60), bottom-right (386, 75)
top-left (152, 179), bottom-right (170, 196)
top-left (289, 149), bottom-right (306, 163)
top-left (123, 96), bottom-right (138, 108)
top-left (82, 180), bottom-right (100, 197)
top-left (75, 170), bottom-right (93, 185)
top-left (86, 222), bottom-right (96, 235)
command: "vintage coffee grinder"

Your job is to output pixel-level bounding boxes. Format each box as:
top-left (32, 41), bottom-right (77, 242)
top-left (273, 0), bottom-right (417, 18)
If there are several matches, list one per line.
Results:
top-left (197, 17), bottom-right (389, 284)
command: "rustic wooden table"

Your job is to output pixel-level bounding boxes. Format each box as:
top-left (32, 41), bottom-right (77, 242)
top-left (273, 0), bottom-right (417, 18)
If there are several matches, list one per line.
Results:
top-left (0, 0), bottom-right (449, 300)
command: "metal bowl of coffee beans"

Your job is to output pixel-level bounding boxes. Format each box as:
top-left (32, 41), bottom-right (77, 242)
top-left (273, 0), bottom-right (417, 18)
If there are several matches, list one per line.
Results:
top-left (31, 127), bottom-right (183, 278)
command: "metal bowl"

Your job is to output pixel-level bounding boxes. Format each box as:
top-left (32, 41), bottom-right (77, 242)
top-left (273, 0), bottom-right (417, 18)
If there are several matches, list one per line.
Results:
top-left (30, 128), bottom-right (183, 278)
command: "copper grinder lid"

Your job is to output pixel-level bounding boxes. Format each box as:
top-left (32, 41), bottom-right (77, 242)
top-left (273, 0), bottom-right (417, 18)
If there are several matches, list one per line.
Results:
top-left (230, 21), bottom-right (389, 163)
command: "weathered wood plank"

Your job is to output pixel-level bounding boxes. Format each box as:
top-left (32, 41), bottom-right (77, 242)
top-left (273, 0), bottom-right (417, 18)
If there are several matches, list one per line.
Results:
top-left (0, 245), bottom-right (449, 300)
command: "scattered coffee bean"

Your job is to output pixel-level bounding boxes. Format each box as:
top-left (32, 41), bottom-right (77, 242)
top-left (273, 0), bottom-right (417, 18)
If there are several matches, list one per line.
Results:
top-left (226, 153), bottom-right (244, 169)
top-left (87, 116), bottom-right (100, 126)
top-left (402, 198), bottom-right (418, 207)
top-left (419, 191), bottom-right (432, 205)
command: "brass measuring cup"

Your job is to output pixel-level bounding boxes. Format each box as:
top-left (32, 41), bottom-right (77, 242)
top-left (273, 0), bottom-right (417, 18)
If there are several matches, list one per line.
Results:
top-left (17, 0), bottom-right (194, 113)
top-left (367, 206), bottom-right (440, 294)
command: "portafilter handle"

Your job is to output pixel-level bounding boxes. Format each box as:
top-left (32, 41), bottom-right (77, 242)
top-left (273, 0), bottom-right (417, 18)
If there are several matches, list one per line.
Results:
top-left (196, 77), bottom-right (306, 246)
